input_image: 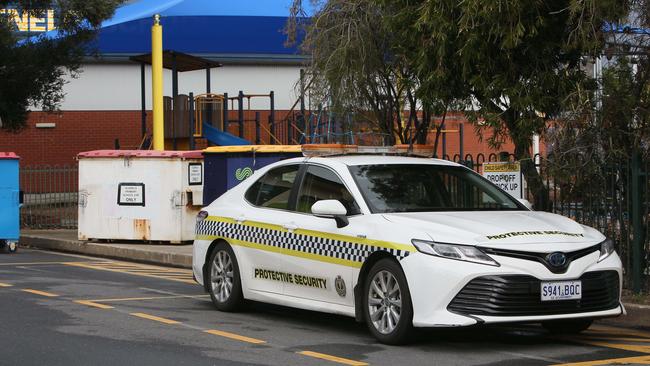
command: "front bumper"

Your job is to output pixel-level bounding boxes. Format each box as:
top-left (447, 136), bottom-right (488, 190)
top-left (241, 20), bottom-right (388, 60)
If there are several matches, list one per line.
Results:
top-left (401, 250), bottom-right (623, 327)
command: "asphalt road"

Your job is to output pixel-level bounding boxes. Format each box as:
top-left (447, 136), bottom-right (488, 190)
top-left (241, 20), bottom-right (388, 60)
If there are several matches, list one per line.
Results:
top-left (1, 249), bottom-right (650, 366)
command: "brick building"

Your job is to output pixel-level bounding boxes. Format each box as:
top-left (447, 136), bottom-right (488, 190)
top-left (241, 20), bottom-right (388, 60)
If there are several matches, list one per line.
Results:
top-left (0, 0), bottom-right (527, 167)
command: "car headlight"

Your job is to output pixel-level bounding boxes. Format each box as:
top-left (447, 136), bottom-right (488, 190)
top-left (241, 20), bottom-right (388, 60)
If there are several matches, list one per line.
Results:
top-left (411, 239), bottom-right (500, 266)
top-left (196, 210), bottom-right (209, 223)
top-left (598, 238), bottom-right (615, 262)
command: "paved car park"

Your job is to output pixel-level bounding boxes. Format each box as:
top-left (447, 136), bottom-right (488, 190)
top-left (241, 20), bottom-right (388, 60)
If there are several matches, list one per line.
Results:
top-left (1, 248), bottom-right (649, 366)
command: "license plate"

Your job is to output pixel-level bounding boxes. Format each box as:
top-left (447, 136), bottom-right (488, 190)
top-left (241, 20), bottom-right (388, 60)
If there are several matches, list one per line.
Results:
top-left (540, 280), bottom-right (582, 301)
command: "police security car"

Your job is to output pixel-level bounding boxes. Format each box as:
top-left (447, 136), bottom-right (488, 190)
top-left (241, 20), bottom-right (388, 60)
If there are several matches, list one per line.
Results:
top-left (192, 150), bottom-right (623, 344)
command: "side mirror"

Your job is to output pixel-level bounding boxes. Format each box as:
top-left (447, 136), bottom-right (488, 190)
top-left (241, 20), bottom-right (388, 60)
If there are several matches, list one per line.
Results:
top-left (517, 198), bottom-right (533, 210)
top-left (311, 200), bottom-right (349, 228)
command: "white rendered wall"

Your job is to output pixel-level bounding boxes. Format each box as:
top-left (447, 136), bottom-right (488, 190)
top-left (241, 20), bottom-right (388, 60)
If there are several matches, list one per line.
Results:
top-left (57, 63), bottom-right (306, 111)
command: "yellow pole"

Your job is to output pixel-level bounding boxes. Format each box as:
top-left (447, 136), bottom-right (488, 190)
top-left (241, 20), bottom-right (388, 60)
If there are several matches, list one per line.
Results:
top-left (151, 14), bottom-right (164, 151)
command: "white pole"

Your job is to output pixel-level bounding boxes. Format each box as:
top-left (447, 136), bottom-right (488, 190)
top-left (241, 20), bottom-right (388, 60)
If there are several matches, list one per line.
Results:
top-left (533, 134), bottom-right (540, 173)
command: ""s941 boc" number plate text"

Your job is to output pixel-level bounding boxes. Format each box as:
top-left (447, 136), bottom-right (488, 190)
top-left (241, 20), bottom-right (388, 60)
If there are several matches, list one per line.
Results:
top-left (540, 280), bottom-right (582, 301)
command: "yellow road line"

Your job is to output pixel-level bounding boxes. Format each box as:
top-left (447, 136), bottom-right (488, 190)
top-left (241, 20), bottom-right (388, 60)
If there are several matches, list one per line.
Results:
top-left (74, 300), bottom-right (114, 309)
top-left (204, 329), bottom-right (266, 344)
top-left (297, 351), bottom-right (368, 366)
top-left (572, 339), bottom-right (650, 353)
top-left (64, 262), bottom-right (196, 284)
top-left (0, 261), bottom-right (78, 266)
top-left (21, 289), bottom-right (59, 297)
top-left (0, 282), bottom-right (13, 287)
top-left (578, 335), bottom-right (650, 343)
top-left (89, 294), bottom-right (209, 303)
top-left (551, 354), bottom-right (650, 366)
top-left (130, 312), bottom-right (180, 325)
top-left (589, 325), bottom-right (650, 339)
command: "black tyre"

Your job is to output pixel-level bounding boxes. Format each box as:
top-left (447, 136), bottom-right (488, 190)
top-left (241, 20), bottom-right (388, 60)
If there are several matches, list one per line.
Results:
top-left (363, 258), bottom-right (414, 344)
top-left (207, 243), bottom-right (243, 312)
top-left (542, 319), bottom-right (593, 334)
top-left (1, 240), bottom-right (17, 254)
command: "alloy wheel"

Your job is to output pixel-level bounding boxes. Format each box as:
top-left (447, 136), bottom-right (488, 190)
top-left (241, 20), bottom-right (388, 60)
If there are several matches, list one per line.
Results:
top-left (368, 270), bottom-right (402, 334)
top-left (211, 250), bottom-right (234, 302)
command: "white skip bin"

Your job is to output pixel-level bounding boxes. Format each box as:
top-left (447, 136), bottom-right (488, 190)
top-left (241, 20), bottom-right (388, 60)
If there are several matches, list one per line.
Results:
top-left (78, 150), bottom-right (204, 243)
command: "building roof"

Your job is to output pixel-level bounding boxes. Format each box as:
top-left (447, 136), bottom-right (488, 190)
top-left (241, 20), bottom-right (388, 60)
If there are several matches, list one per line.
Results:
top-left (35, 0), bottom-right (318, 64)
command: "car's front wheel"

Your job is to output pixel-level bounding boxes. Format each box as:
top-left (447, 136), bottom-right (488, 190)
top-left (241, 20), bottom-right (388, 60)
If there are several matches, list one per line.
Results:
top-left (542, 319), bottom-right (593, 334)
top-left (207, 243), bottom-right (243, 312)
top-left (363, 258), bottom-right (414, 344)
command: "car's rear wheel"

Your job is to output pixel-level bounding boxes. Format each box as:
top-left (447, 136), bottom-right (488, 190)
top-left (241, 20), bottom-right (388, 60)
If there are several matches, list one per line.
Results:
top-left (542, 319), bottom-right (593, 334)
top-left (1, 240), bottom-right (17, 254)
top-left (363, 258), bottom-right (414, 344)
top-left (207, 243), bottom-right (243, 311)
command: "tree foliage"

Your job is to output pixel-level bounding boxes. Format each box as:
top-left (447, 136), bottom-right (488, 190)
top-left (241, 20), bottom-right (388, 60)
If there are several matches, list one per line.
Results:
top-left (388, 0), bottom-right (629, 208)
top-left (291, 0), bottom-right (629, 208)
top-left (0, 0), bottom-right (121, 131)
top-left (549, 0), bottom-right (649, 164)
top-left (290, 0), bottom-right (467, 145)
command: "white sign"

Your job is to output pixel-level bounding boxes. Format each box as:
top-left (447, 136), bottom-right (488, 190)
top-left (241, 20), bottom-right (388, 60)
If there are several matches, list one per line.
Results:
top-left (482, 162), bottom-right (523, 199)
top-left (188, 163), bottom-right (203, 185)
top-left (118, 183), bottom-right (145, 206)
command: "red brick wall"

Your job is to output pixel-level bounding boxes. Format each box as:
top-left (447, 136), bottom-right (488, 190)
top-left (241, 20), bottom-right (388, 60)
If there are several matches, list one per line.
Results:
top-left (0, 111), bottom-right (152, 167)
top-left (0, 109), bottom-right (539, 167)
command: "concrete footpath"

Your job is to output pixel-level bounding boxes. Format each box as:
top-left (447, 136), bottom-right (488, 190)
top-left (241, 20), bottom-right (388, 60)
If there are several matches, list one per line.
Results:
top-left (18, 229), bottom-right (649, 329)
top-left (20, 229), bottom-right (192, 268)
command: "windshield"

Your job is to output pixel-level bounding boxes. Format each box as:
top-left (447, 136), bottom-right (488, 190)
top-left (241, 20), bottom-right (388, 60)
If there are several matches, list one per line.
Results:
top-left (349, 164), bottom-right (524, 213)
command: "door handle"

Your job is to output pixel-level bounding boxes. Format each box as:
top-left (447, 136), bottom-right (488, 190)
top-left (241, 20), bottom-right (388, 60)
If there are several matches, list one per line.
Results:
top-left (236, 215), bottom-right (245, 224)
top-left (283, 223), bottom-right (298, 232)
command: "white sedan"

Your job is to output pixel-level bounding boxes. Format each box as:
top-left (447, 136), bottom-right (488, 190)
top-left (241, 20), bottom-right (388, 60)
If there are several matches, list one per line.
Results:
top-left (193, 155), bottom-right (623, 344)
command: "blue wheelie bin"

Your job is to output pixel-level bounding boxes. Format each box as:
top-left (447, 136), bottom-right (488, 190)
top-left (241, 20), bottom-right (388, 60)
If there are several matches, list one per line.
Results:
top-left (0, 152), bottom-right (20, 253)
top-left (202, 145), bottom-right (302, 205)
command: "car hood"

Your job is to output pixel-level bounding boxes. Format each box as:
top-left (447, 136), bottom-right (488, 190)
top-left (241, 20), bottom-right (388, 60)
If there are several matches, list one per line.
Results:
top-left (382, 211), bottom-right (604, 251)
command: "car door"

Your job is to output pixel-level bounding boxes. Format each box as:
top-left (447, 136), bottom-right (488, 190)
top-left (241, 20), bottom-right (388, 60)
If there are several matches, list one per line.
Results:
top-left (279, 163), bottom-right (367, 306)
top-left (235, 163), bottom-right (302, 296)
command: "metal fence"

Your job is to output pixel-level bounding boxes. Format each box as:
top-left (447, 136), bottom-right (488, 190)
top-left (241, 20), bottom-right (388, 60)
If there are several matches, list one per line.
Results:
top-left (19, 153), bottom-right (648, 291)
top-left (20, 165), bottom-right (78, 229)
top-left (454, 152), bottom-right (649, 292)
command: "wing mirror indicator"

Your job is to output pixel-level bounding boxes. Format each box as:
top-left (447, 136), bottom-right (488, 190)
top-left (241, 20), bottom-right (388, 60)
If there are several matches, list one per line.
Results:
top-left (311, 200), bottom-right (349, 228)
top-left (196, 210), bottom-right (209, 223)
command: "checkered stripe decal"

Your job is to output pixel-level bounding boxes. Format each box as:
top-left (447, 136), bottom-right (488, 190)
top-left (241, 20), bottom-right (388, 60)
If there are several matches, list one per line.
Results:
top-left (196, 219), bottom-right (411, 264)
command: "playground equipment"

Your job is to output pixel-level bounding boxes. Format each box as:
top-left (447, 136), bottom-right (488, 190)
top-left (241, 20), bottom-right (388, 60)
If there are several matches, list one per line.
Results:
top-left (0, 152), bottom-right (20, 253)
top-left (78, 150), bottom-right (204, 243)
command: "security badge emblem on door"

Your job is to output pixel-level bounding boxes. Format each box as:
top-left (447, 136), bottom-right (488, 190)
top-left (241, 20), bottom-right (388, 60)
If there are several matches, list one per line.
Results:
top-left (335, 275), bottom-right (346, 297)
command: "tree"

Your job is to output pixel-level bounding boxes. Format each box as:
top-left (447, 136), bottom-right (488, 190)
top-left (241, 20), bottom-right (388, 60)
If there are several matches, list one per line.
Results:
top-left (546, 0), bottom-right (649, 162)
top-left (289, 0), bottom-right (467, 145)
top-left (0, 0), bottom-right (122, 131)
top-left (386, 0), bottom-right (628, 209)
top-left (291, 0), bottom-right (628, 208)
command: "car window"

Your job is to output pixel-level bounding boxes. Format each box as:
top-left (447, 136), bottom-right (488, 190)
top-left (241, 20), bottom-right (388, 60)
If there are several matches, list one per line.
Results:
top-left (349, 164), bottom-right (521, 213)
top-left (245, 165), bottom-right (299, 210)
top-left (296, 165), bottom-right (360, 215)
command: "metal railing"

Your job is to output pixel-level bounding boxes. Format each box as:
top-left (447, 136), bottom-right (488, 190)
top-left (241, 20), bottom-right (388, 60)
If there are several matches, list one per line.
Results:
top-left (20, 165), bottom-right (78, 229)
top-left (17, 153), bottom-right (648, 291)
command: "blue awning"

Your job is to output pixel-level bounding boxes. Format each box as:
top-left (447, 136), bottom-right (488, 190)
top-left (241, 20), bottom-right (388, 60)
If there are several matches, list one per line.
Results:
top-left (24, 0), bottom-right (317, 61)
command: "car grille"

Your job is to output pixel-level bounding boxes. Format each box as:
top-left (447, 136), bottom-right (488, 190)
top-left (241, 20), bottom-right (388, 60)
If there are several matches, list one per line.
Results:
top-left (447, 270), bottom-right (620, 317)
top-left (480, 244), bottom-right (600, 274)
